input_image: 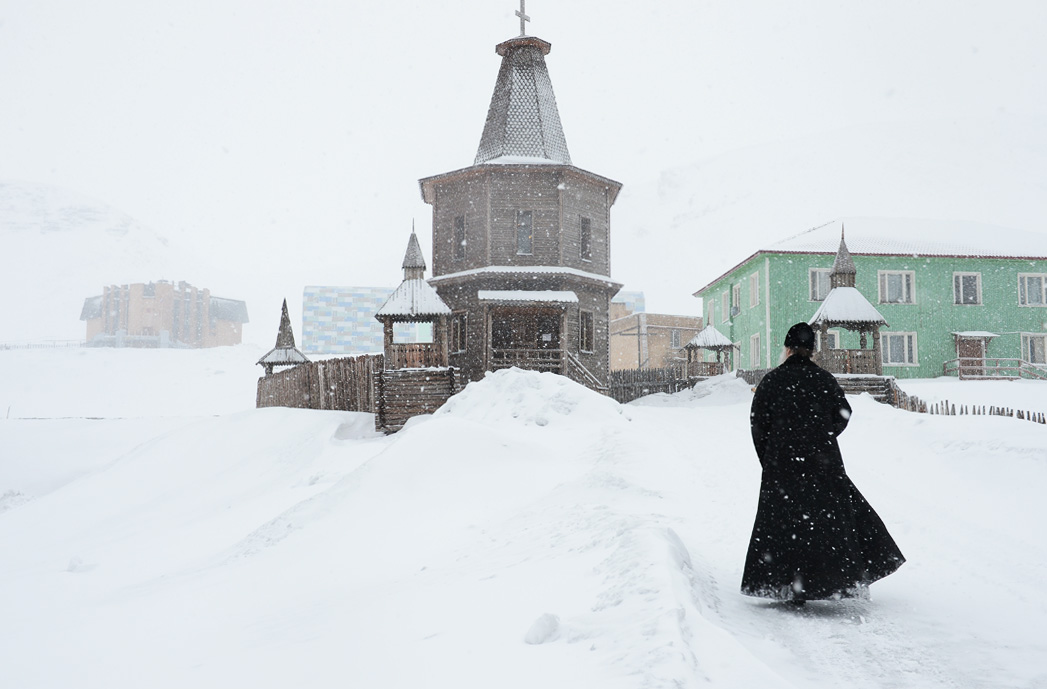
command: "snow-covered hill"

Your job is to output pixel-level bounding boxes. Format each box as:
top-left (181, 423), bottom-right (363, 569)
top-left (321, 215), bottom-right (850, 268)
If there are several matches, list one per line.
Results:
top-left (1, 348), bottom-right (1045, 688)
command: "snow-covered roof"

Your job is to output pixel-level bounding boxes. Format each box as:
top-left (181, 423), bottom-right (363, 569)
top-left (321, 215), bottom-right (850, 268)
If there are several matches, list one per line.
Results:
top-left (257, 346), bottom-right (309, 365)
top-left (429, 265), bottom-right (621, 288)
top-left (474, 36), bottom-right (571, 166)
top-left (951, 331), bottom-right (1001, 338)
top-left (478, 290), bottom-right (578, 303)
top-left (402, 232), bottom-right (426, 270)
top-left (376, 278), bottom-right (451, 318)
top-left (770, 218), bottom-right (1047, 259)
top-left (685, 325), bottom-right (736, 349)
top-left (480, 155), bottom-right (561, 166)
top-left (809, 286), bottom-right (888, 326)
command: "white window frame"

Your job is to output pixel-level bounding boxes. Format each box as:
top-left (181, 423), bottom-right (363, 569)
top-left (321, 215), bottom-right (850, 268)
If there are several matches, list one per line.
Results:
top-left (817, 329), bottom-right (841, 351)
top-left (878, 270), bottom-right (915, 304)
top-left (748, 272), bottom-right (759, 308)
top-left (1018, 273), bottom-right (1047, 307)
top-left (953, 272), bottom-right (982, 305)
top-left (1022, 333), bottom-right (1047, 365)
top-left (809, 268), bottom-right (831, 302)
top-left (707, 301), bottom-right (714, 328)
top-left (670, 329), bottom-right (681, 349)
top-left (722, 291), bottom-right (729, 322)
top-left (749, 333), bottom-right (761, 368)
top-left (881, 331), bottom-right (919, 366)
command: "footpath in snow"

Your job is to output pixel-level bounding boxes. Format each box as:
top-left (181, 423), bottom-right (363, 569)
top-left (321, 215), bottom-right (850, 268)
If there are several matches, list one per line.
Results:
top-left (1, 347), bottom-right (1046, 688)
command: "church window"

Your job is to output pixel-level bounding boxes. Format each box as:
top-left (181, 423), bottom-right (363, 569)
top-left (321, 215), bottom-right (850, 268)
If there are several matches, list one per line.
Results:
top-left (454, 216), bottom-right (466, 260)
top-left (516, 210), bottom-right (533, 255)
top-left (580, 310), bottom-right (594, 353)
top-left (580, 217), bottom-right (592, 261)
top-left (451, 313), bottom-right (467, 353)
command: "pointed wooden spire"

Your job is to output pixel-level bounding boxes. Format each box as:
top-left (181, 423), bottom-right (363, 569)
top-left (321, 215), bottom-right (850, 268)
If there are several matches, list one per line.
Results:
top-left (402, 229), bottom-right (427, 280)
top-left (830, 224), bottom-right (857, 288)
top-left (275, 298), bottom-right (296, 348)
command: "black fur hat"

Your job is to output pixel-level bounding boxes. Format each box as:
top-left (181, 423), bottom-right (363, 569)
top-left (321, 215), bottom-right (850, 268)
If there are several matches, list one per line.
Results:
top-left (783, 322), bottom-right (816, 349)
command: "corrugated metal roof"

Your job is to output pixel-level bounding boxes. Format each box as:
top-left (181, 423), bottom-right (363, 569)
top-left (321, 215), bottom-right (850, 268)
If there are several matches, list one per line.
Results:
top-left (685, 325), bottom-right (735, 349)
top-left (770, 218), bottom-right (1047, 259)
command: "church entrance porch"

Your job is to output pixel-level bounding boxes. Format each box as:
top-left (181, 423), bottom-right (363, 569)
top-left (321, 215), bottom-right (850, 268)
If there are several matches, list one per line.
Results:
top-left (487, 306), bottom-right (566, 374)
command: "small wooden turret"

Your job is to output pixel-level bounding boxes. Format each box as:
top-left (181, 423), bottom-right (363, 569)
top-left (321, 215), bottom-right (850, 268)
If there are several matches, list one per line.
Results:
top-left (256, 299), bottom-right (309, 376)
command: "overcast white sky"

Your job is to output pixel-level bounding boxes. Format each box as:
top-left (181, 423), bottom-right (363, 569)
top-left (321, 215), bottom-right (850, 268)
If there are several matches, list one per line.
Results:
top-left (3, 0), bottom-right (1046, 336)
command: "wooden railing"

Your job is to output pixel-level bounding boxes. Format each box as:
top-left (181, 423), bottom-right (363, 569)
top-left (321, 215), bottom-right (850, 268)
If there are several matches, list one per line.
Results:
top-left (687, 361), bottom-right (727, 377)
top-left (943, 358), bottom-right (1047, 381)
top-left (814, 348), bottom-right (880, 375)
top-left (565, 351), bottom-right (608, 393)
top-left (385, 343), bottom-right (444, 370)
top-left (490, 348), bottom-right (564, 374)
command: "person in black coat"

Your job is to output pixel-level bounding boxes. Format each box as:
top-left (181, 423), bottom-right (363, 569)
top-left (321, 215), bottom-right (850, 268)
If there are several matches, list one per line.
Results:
top-left (742, 322), bottom-right (905, 604)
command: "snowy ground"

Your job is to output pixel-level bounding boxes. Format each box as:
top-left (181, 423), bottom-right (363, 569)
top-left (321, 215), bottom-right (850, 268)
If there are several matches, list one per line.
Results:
top-left (2, 347), bottom-right (1046, 689)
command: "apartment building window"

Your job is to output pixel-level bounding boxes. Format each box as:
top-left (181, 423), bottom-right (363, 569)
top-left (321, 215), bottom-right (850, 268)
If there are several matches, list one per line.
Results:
top-left (671, 329), bottom-right (681, 348)
top-left (580, 310), bottom-right (594, 353)
top-left (749, 272), bottom-right (760, 308)
top-left (882, 332), bottom-right (918, 366)
top-left (810, 268), bottom-right (831, 301)
top-left (722, 291), bottom-right (729, 321)
top-left (1022, 334), bottom-right (1046, 364)
top-left (878, 270), bottom-right (915, 304)
top-left (454, 215), bottom-right (466, 260)
top-left (953, 272), bottom-right (982, 305)
top-left (1018, 273), bottom-right (1047, 306)
top-left (817, 329), bottom-right (839, 351)
top-left (707, 302), bottom-right (714, 328)
top-left (516, 210), bottom-right (533, 255)
top-left (732, 284), bottom-right (741, 315)
top-left (451, 313), bottom-right (467, 353)
top-left (749, 333), bottom-right (761, 368)
top-left (580, 217), bottom-right (592, 261)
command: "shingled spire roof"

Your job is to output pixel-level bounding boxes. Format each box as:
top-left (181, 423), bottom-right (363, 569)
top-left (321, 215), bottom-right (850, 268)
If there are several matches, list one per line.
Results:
top-left (474, 36), bottom-right (571, 165)
top-left (257, 299), bottom-right (309, 373)
top-left (831, 227), bottom-right (857, 288)
top-left (402, 229), bottom-right (427, 280)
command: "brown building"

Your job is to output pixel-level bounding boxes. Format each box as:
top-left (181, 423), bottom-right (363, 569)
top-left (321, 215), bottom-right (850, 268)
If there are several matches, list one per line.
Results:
top-left (419, 32), bottom-right (622, 390)
top-left (610, 302), bottom-right (703, 371)
top-left (80, 281), bottom-right (248, 347)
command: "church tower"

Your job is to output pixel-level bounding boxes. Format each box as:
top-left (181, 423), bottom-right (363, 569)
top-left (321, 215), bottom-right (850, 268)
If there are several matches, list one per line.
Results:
top-left (419, 11), bottom-right (623, 389)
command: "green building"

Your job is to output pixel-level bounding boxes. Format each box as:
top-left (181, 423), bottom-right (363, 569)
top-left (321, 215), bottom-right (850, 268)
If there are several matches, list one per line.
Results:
top-left (692, 218), bottom-right (1047, 379)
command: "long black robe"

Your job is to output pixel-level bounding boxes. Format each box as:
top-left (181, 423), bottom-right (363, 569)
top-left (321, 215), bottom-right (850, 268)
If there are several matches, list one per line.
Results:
top-left (742, 355), bottom-right (905, 601)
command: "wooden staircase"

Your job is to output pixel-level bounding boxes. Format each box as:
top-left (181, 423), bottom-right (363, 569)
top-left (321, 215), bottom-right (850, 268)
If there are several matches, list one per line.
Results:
top-left (834, 375), bottom-right (894, 403)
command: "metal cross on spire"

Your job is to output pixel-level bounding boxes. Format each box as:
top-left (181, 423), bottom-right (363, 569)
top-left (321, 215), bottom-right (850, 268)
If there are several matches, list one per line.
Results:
top-left (515, 0), bottom-right (530, 36)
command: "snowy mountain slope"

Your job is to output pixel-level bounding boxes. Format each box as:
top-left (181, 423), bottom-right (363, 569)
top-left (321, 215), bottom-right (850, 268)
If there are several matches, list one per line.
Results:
top-left (1, 350), bottom-right (1045, 688)
top-left (0, 180), bottom-right (212, 342)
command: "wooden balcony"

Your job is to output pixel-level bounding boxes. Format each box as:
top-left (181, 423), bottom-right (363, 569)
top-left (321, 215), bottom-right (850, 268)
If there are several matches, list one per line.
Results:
top-left (687, 361), bottom-right (727, 377)
top-left (489, 348), bottom-right (564, 374)
top-left (814, 348), bottom-right (881, 375)
top-left (385, 343), bottom-right (445, 370)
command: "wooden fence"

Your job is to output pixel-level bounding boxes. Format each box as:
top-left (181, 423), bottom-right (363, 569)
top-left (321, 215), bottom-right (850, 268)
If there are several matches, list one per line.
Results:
top-left (256, 354), bottom-right (382, 412)
top-left (376, 368), bottom-right (463, 432)
top-left (885, 377), bottom-right (1045, 424)
top-left (609, 367), bottom-right (692, 404)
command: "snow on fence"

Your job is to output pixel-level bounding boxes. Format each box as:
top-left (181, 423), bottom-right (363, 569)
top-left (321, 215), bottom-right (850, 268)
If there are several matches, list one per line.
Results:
top-left (886, 378), bottom-right (1046, 425)
top-left (256, 354), bottom-right (382, 412)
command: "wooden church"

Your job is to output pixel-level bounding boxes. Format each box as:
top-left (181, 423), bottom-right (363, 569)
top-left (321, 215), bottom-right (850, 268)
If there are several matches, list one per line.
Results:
top-left (419, 15), bottom-right (623, 392)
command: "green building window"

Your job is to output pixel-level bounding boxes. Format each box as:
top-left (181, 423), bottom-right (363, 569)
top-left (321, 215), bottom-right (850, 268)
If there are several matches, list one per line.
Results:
top-left (810, 268), bottom-right (831, 301)
top-left (882, 332), bottom-right (918, 366)
top-left (953, 273), bottom-right (982, 305)
top-left (1018, 274), bottom-right (1047, 306)
top-left (1022, 334), bottom-right (1046, 364)
top-left (879, 271), bottom-right (915, 304)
